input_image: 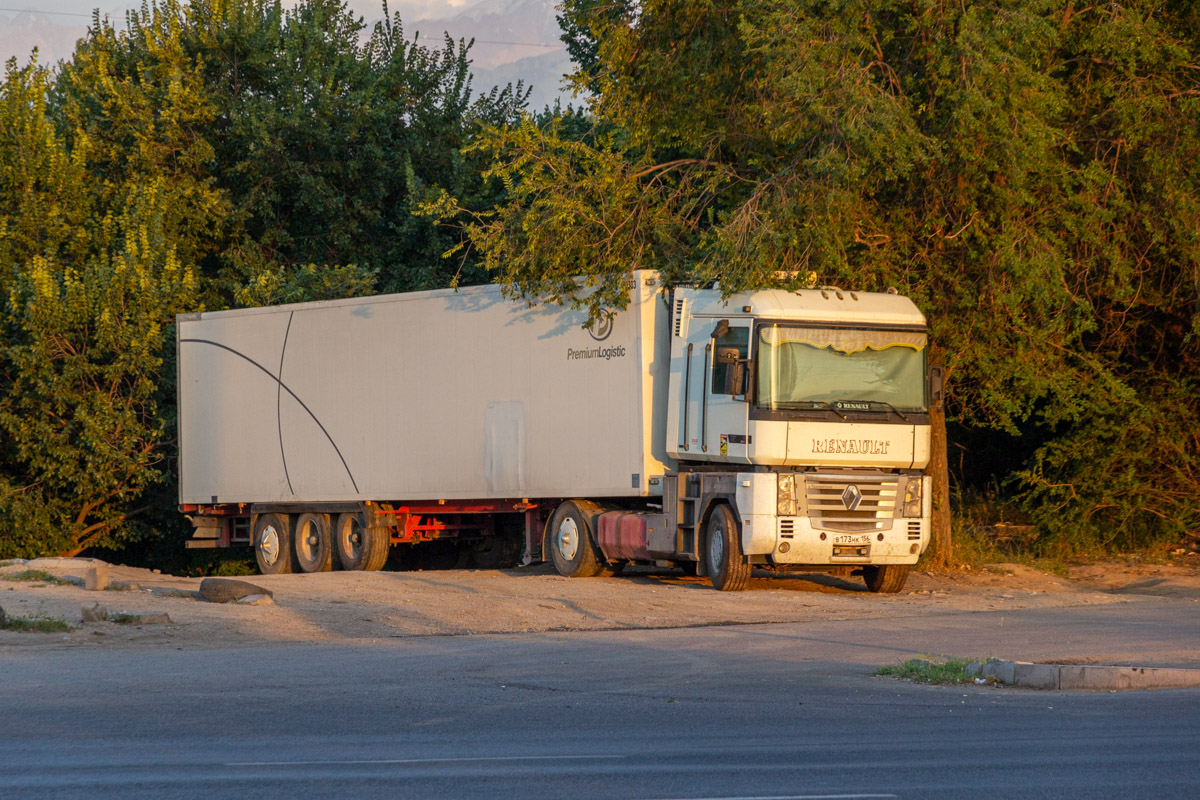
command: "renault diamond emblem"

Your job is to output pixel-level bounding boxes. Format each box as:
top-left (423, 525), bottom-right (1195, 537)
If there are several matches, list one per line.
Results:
top-left (841, 484), bottom-right (863, 511)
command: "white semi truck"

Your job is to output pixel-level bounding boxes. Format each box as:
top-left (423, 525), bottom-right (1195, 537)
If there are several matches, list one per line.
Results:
top-left (178, 270), bottom-right (939, 592)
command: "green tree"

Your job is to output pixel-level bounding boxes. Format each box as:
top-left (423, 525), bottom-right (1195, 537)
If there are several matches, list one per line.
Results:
top-left (448, 0), bottom-right (1200, 552)
top-left (0, 57), bottom-right (197, 556)
top-left (59, 0), bottom-right (528, 298)
top-left (0, 1), bottom-right (528, 558)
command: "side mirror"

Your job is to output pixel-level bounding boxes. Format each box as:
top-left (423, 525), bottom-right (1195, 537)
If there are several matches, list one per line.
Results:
top-left (929, 365), bottom-right (945, 410)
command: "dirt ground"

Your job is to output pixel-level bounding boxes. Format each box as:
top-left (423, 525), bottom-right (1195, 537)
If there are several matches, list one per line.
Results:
top-left (3, 553), bottom-right (1198, 653)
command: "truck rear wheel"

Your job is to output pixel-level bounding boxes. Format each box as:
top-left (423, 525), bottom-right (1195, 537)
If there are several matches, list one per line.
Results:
top-left (705, 504), bottom-right (751, 591)
top-left (254, 513), bottom-right (294, 575)
top-left (335, 512), bottom-right (390, 572)
top-left (863, 564), bottom-right (910, 593)
top-left (548, 501), bottom-right (602, 578)
top-left (294, 513), bottom-right (333, 573)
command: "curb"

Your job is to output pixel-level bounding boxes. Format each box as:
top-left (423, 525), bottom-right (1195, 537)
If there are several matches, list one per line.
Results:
top-left (967, 660), bottom-right (1200, 691)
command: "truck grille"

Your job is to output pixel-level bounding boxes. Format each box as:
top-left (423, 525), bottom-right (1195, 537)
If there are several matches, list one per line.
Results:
top-left (806, 475), bottom-right (898, 532)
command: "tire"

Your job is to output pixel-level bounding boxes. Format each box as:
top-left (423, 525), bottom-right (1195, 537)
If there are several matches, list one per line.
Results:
top-left (547, 501), bottom-right (603, 578)
top-left (416, 540), bottom-right (460, 571)
top-left (471, 537), bottom-right (506, 570)
top-left (705, 504), bottom-right (751, 591)
top-left (293, 513), bottom-right (333, 573)
top-left (254, 513), bottom-right (294, 575)
top-left (335, 512), bottom-right (390, 571)
top-left (863, 564), bottom-right (910, 593)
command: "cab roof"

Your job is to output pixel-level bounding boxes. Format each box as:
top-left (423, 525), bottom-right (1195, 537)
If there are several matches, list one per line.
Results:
top-left (680, 286), bottom-right (926, 328)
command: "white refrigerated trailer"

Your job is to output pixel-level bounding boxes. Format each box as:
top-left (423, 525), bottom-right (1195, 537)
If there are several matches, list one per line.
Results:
top-left (179, 271), bottom-right (938, 591)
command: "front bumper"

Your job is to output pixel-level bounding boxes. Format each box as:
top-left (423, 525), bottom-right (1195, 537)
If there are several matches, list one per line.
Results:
top-left (735, 472), bottom-right (931, 565)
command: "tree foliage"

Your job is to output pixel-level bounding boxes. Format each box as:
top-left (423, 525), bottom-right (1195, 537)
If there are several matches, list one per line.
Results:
top-left (0, 0), bottom-right (522, 557)
top-left (451, 0), bottom-right (1200, 550)
top-left (0, 58), bottom-right (196, 556)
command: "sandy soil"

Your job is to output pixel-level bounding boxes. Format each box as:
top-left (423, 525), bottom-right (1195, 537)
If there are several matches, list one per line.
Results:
top-left (2, 553), bottom-right (1197, 653)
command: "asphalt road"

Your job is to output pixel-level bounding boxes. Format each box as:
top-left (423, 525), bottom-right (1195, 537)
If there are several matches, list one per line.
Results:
top-left (3, 603), bottom-right (1199, 800)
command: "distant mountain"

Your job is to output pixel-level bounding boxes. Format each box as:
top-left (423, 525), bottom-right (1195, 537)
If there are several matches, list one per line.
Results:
top-left (406, 0), bottom-right (575, 108)
top-left (472, 48), bottom-right (581, 114)
top-left (0, 12), bottom-right (87, 67)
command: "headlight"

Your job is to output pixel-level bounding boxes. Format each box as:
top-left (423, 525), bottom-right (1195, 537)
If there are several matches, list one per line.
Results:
top-left (903, 476), bottom-right (923, 518)
top-left (777, 473), bottom-right (797, 516)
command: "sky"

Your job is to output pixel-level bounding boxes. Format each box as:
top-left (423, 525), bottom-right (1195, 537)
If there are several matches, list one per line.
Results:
top-left (0, 1), bottom-right (573, 109)
top-left (0, 2), bottom-right (495, 65)
top-left (1, 1), bottom-right (472, 22)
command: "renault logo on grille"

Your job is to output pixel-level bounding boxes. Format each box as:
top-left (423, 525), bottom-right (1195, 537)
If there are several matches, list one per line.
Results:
top-left (841, 484), bottom-right (863, 511)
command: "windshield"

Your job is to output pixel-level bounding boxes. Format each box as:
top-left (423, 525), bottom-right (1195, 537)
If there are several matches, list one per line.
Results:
top-left (756, 325), bottom-right (927, 412)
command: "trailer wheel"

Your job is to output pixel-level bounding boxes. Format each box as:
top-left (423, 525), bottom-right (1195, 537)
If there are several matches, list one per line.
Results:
top-left (254, 513), bottom-right (294, 575)
top-left (862, 564), bottom-right (910, 593)
top-left (704, 504), bottom-right (751, 591)
top-left (294, 513), bottom-right (333, 573)
top-left (471, 537), bottom-right (505, 570)
top-left (335, 513), bottom-right (390, 572)
top-left (547, 501), bottom-right (602, 578)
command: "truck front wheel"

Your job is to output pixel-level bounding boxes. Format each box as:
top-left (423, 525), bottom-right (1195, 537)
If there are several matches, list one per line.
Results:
top-left (548, 501), bottom-right (602, 578)
top-left (862, 564), bottom-right (910, 593)
top-left (335, 512), bottom-right (390, 572)
top-left (705, 504), bottom-right (751, 591)
top-left (254, 513), bottom-right (294, 575)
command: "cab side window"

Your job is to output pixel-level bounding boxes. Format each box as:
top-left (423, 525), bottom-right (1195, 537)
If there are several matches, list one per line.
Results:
top-left (711, 327), bottom-right (749, 395)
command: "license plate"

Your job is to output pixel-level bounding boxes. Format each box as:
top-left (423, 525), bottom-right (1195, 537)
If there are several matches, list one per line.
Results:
top-left (833, 533), bottom-right (872, 545)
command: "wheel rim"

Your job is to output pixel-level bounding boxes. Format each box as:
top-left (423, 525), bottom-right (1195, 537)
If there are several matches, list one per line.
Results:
top-left (297, 520), bottom-right (317, 564)
top-left (259, 524), bottom-right (280, 566)
top-left (341, 518), bottom-right (362, 561)
top-left (556, 517), bottom-right (579, 561)
top-left (709, 520), bottom-right (725, 569)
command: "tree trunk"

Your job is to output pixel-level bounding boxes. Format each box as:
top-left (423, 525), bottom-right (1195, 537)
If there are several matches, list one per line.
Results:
top-left (929, 400), bottom-right (953, 569)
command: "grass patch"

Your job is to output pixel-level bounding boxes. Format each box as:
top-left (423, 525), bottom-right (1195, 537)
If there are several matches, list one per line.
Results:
top-left (2, 569), bottom-right (74, 586)
top-left (109, 613), bottom-right (140, 625)
top-left (2, 614), bottom-right (75, 633)
top-left (874, 657), bottom-right (978, 685)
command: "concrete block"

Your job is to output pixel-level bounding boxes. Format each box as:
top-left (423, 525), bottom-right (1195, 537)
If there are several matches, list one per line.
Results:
top-left (1012, 661), bottom-right (1060, 690)
top-left (1059, 666), bottom-right (1200, 691)
top-left (982, 660), bottom-right (1016, 684)
top-left (84, 565), bottom-right (109, 591)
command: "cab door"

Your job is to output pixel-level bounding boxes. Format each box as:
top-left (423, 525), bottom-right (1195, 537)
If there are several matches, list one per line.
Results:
top-left (703, 321), bottom-right (751, 465)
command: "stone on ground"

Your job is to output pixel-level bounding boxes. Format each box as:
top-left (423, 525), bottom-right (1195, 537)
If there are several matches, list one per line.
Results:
top-left (235, 594), bottom-right (275, 606)
top-left (116, 612), bottom-right (172, 625)
top-left (81, 603), bottom-right (108, 623)
top-left (199, 578), bottom-right (273, 604)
